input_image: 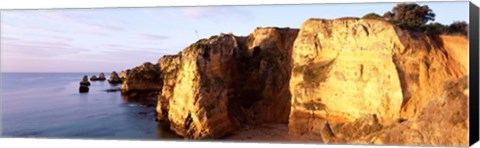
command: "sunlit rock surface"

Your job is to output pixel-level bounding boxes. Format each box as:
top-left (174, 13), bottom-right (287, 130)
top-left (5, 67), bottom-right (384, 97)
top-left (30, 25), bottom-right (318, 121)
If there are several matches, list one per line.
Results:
top-left (288, 18), bottom-right (468, 146)
top-left (108, 71), bottom-right (122, 84)
top-left (154, 28), bottom-right (298, 139)
top-left (120, 18), bottom-right (468, 146)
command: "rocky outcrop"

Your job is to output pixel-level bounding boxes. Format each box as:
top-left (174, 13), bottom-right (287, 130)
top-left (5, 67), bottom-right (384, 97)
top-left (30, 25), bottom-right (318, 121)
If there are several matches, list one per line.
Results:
top-left (98, 73), bottom-right (106, 81)
top-left (108, 71), bottom-right (122, 84)
top-left (287, 18), bottom-right (468, 146)
top-left (289, 18), bottom-right (404, 136)
top-left (310, 76), bottom-right (469, 146)
top-left (90, 75), bottom-right (98, 81)
top-left (394, 31), bottom-right (466, 119)
top-left (119, 17), bottom-right (468, 146)
top-left (121, 63), bottom-right (161, 92)
top-left (156, 55), bottom-right (181, 122)
top-left (79, 75), bottom-right (90, 93)
top-left (373, 76), bottom-right (469, 146)
top-left (119, 69), bottom-right (131, 81)
top-left (154, 28), bottom-right (298, 139)
top-left (121, 62), bottom-right (162, 105)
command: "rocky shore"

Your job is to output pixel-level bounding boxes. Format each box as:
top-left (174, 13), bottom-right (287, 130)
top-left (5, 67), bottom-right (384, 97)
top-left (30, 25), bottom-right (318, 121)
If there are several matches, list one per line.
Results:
top-left (83, 18), bottom-right (469, 146)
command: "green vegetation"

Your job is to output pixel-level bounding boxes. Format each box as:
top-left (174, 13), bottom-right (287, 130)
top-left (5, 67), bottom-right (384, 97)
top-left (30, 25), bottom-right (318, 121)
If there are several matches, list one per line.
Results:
top-left (361, 3), bottom-right (468, 36)
top-left (189, 35), bottom-right (220, 49)
top-left (383, 3), bottom-right (435, 29)
top-left (421, 21), bottom-right (468, 36)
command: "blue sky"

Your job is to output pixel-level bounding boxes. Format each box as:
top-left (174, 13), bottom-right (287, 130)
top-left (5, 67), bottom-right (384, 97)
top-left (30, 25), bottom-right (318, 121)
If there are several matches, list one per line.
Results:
top-left (0, 1), bottom-right (469, 72)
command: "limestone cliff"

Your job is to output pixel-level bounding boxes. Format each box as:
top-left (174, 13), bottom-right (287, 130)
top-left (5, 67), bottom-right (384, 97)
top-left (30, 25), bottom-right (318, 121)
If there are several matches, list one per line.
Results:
top-left (393, 30), bottom-right (466, 120)
top-left (122, 17), bottom-right (468, 146)
top-left (121, 62), bottom-right (162, 93)
top-left (156, 55), bottom-right (181, 122)
top-left (120, 62), bottom-right (162, 105)
top-left (155, 28), bottom-right (298, 139)
top-left (289, 18), bottom-right (405, 135)
top-left (288, 18), bottom-right (468, 146)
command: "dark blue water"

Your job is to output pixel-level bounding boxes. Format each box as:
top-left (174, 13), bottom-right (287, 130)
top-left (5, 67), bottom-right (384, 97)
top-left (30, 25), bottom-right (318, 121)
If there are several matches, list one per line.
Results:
top-left (0, 73), bottom-right (178, 140)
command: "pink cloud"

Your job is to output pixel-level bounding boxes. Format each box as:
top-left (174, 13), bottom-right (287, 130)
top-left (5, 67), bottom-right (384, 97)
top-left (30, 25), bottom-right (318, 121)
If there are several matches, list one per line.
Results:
top-left (179, 7), bottom-right (253, 22)
top-left (139, 33), bottom-right (170, 40)
top-left (1, 40), bottom-right (89, 57)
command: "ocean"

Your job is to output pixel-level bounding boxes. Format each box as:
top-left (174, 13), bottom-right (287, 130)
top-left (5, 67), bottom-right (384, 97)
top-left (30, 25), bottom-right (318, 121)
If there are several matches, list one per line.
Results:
top-left (0, 73), bottom-right (178, 140)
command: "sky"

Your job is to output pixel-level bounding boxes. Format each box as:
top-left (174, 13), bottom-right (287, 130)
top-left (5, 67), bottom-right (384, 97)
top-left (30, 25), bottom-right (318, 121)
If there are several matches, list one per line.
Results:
top-left (0, 1), bottom-right (470, 72)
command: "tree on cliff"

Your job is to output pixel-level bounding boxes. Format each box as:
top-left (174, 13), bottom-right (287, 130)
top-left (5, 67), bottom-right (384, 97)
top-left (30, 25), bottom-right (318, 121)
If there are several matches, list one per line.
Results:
top-left (383, 3), bottom-right (435, 29)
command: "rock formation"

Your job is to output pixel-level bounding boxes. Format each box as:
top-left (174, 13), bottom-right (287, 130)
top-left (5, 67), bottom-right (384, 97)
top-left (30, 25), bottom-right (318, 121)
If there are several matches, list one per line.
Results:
top-left (120, 17), bottom-right (467, 146)
top-left (120, 69), bottom-right (131, 81)
top-left (288, 18), bottom-right (405, 135)
top-left (288, 18), bottom-right (467, 146)
top-left (152, 28), bottom-right (298, 139)
top-left (156, 55), bottom-right (181, 122)
top-left (121, 63), bottom-right (162, 105)
top-left (90, 75), bottom-right (98, 81)
top-left (108, 71), bottom-right (122, 84)
top-left (79, 75), bottom-right (90, 93)
top-left (98, 73), bottom-right (106, 81)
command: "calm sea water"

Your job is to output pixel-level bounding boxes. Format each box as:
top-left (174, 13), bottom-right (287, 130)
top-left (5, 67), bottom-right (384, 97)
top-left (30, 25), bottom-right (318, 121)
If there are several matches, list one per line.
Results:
top-left (0, 73), bottom-right (178, 140)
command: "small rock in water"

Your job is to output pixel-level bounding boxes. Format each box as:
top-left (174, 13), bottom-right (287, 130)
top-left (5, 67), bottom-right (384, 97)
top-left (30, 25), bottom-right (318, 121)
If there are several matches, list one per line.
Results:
top-left (90, 75), bottom-right (98, 81)
top-left (108, 71), bottom-right (122, 84)
top-left (105, 88), bottom-right (121, 92)
top-left (98, 73), bottom-right (106, 81)
top-left (79, 75), bottom-right (91, 93)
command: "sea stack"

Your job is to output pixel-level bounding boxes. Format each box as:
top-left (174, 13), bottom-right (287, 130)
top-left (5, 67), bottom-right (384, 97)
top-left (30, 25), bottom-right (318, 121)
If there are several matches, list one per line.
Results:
top-left (108, 71), bottom-right (122, 84)
top-left (98, 73), bottom-right (106, 81)
top-left (79, 75), bottom-right (90, 93)
top-left (90, 75), bottom-right (98, 81)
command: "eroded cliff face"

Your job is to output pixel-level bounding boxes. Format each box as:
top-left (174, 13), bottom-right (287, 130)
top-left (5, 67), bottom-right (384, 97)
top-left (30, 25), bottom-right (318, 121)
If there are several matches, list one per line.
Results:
top-left (120, 62), bottom-right (162, 105)
top-left (289, 18), bottom-right (405, 136)
top-left (393, 30), bottom-right (466, 120)
top-left (121, 62), bottom-right (162, 92)
top-left (288, 18), bottom-right (468, 146)
top-left (156, 55), bottom-right (181, 122)
top-left (164, 34), bottom-right (239, 138)
top-left (122, 17), bottom-right (468, 145)
top-left (155, 28), bottom-right (298, 139)
top-left (374, 76), bottom-right (469, 146)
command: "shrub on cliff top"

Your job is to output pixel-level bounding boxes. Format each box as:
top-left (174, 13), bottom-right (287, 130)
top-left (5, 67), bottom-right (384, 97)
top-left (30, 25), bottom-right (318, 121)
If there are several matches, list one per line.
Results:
top-left (189, 35), bottom-right (220, 49)
top-left (420, 21), bottom-right (468, 36)
top-left (448, 21), bottom-right (468, 36)
top-left (421, 22), bottom-right (447, 35)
